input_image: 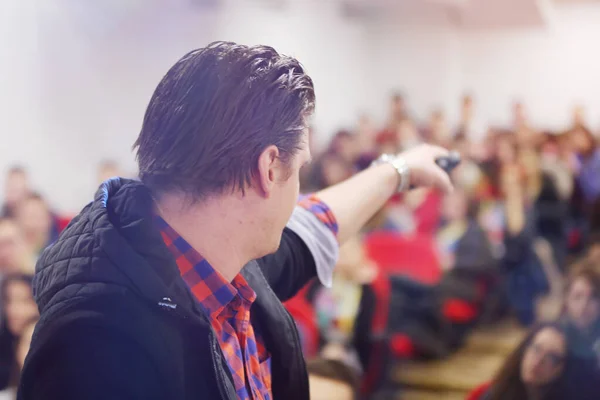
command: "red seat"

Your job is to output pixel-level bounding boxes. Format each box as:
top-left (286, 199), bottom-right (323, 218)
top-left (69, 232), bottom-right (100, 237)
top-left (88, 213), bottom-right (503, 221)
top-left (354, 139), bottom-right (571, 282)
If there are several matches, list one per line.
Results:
top-left (466, 382), bottom-right (492, 400)
top-left (283, 284), bottom-right (319, 358)
top-left (364, 232), bottom-right (441, 284)
top-left (413, 190), bottom-right (442, 235)
top-left (55, 215), bottom-right (73, 233)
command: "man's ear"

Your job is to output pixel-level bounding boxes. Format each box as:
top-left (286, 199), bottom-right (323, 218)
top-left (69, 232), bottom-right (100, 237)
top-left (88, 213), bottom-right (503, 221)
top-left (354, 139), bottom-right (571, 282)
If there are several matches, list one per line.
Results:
top-left (256, 145), bottom-right (280, 198)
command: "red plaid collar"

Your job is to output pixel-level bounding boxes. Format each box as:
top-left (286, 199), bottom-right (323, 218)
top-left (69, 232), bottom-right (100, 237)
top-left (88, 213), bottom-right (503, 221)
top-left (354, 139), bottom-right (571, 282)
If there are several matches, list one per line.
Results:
top-left (154, 214), bottom-right (256, 317)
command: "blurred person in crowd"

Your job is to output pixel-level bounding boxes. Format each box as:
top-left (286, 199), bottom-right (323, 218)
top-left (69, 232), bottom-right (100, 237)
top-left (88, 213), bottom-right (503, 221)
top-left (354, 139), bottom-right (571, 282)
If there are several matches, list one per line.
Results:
top-left (307, 358), bottom-right (358, 400)
top-left (395, 118), bottom-right (421, 151)
top-left (451, 160), bottom-right (483, 197)
top-left (0, 219), bottom-right (34, 275)
top-left (14, 194), bottom-right (57, 256)
top-left (311, 237), bottom-right (379, 370)
top-left (1, 168), bottom-right (30, 219)
top-left (375, 93), bottom-right (410, 153)
top-left (500, 162), bottom-right (549, 325)
top-left (0, 275), bottom-right (36, 392)
top-left (0, 316), bottom-right (37, 400)
top-left (387, 92), bottom-right (409, 128)
top-left (424, 109), bottom-right (451, 147)
top-left (569, 125), bottom-right (600, 204)
top-left (20, 42), bottom-right (453, 400)
top-left (519, 147), bottom-right (569, 270)
top-left (538, 134), bottom-right (574, 202)
top-left (456, 94), bottom-right (487, 143)
top-left (328, 130), bottom-right (359, 165)
top-left (96, 160), bottom-right (121, 185)
top-left (437, 188), bottom-right (492, 272)
top-left (355, 114), bottom-right (376, 153)
top-left (512, 101), bottom-right (540, 148)
top-left (15, 317), bottom-right (36, 375)
top-left (513, 101), bottom-right (528, 131)
top-left (291, 236), bottom-right (396, 395)
top-left (435, 187), bottom-right (504, 329)
top-left (560, 258), bottom-right (600, 366)
top-left (468, 322), bottom-right (574, 400)
top-left (354, 115), bottom-right (379, 171)
top-left (304, 153), bottom-right (354, 192)
top-left (572, 104), bottom-right (586, 128)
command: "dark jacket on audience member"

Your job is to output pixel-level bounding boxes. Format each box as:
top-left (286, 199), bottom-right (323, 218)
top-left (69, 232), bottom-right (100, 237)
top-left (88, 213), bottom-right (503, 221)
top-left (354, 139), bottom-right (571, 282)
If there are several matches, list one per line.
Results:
top-left (18, 179), bottom-right (319, 400)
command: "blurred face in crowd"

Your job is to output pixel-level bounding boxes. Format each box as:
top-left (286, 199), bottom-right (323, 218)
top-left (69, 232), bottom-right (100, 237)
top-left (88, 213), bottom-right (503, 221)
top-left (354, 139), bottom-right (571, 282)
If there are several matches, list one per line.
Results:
top-left (514, 102), bottom-right (526, 128)
top-left (396, 119), bottom-right (419, 149)
top-left (16, 197), bottom-right (52, 251)
top-left (390, 94), bottom-right (406, 121)
top-left (570, 128), bottom-right (594, 155)
top-left (4, 170), bottom-right (29, 207)
top-left (16, 319), bottom-right (36, 370)
top-left (573, 105), bottom-right (585, 126)
top-left (0, 219), bottom-right (28, 273)
top-left (309, 375), bottom-right (354, 400)
top-left (500, 164), bottom-right (524, 197)
top-left (429, 110), bottom-right (449, 143)
top-left (332, 133), bottom-right (358, 162)
top-left (496, 137), bottom-right (516, 165)
top-left (461, 96), bottom-right (473, 121)
top-left (97, 162), bottom-right (121, 185)
top-left (356, 114), bottom-right (375, 149)
top-left (518, 148), bottom-right (541, 182)
top-left (520, 327), bottom-right (566, 387)
top-left (5, 279), bottom-right (38, 336)
top-left (321, 155), bottom-right (352, 187)
top-left (565, 276), bottom-right (600, 331)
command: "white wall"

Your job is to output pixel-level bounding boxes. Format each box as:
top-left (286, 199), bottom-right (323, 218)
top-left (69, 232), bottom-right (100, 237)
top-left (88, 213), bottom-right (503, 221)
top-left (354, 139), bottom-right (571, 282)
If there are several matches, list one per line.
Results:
top-left (459, 4), bottom-right (600, 130)
top-left (363, 22), bottom-right (462, 125)
top-left (1, 0), bottom-right (370, 213)
top-left (365, 4), bottom-right (600, 131)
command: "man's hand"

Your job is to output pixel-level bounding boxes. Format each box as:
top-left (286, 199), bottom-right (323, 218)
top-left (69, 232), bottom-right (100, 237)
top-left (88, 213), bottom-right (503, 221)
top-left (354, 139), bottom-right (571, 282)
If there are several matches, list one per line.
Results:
top-left (316, 144), bottom-right (455, 244)
top-left (401, 144), bottom-right (454, 193)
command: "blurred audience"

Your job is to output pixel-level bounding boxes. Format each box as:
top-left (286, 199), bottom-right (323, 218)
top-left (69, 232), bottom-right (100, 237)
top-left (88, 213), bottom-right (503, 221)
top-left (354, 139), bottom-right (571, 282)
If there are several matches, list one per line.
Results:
top-left (288, 91), bottom-right (600, 397)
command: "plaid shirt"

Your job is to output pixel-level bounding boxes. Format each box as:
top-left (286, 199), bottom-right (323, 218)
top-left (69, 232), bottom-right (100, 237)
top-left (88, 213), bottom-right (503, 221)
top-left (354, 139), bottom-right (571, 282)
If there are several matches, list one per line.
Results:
top-left (156, 194), bottom-right (338, 400)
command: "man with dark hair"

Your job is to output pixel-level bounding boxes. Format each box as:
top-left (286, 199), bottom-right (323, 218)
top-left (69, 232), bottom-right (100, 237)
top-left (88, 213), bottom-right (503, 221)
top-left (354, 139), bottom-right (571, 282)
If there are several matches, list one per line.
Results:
top-left (19, 42), bottom-right (453, 400)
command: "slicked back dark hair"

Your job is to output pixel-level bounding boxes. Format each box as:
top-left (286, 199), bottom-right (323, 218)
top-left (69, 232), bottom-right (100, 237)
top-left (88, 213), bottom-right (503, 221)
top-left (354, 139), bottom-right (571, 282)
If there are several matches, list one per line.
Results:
top-left (134, 41), bottom-right (315, 200)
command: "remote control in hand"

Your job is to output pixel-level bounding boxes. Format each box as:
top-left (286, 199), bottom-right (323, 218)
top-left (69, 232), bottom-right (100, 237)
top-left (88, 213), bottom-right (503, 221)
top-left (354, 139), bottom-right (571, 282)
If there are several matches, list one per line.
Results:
top-left (408, 151), bottom-right (461, 190)
top-left (435, 151), bottom-right (462, 174)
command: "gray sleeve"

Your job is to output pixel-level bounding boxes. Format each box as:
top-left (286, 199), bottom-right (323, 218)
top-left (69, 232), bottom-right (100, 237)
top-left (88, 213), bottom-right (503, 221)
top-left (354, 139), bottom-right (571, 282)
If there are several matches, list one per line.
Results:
top-left (285, 206), bottom-right (339, 288)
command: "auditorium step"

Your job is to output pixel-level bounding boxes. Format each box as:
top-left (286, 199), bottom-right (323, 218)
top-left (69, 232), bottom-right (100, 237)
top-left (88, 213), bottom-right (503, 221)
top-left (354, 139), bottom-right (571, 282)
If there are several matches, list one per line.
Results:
top-left (393, 320), bottom-right (526, 399)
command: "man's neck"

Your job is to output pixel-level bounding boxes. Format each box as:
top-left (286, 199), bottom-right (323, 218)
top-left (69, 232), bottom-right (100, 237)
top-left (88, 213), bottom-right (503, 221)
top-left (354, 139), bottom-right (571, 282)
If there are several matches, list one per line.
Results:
top-left (155, 193), bottom-right (256, 282)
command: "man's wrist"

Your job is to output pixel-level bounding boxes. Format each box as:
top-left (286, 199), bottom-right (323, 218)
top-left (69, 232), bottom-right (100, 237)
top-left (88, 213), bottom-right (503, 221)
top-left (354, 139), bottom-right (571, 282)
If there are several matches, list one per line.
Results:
top-left (371, 154), bottom-right (411, 193)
